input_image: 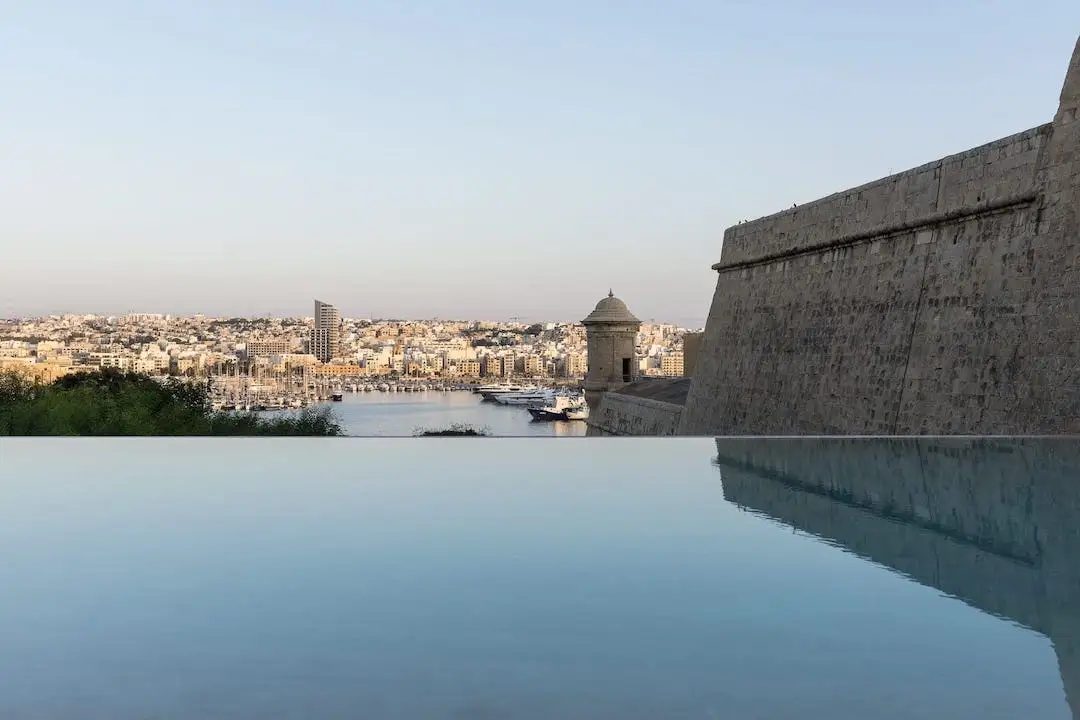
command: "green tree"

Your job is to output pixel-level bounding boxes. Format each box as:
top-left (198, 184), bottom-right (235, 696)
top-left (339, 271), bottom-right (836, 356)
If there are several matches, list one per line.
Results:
top-left (0, 369), bottom-right (342, 436)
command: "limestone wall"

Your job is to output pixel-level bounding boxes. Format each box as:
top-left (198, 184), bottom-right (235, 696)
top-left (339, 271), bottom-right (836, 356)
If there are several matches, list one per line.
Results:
top-left (680, 36), bottom-right (1080, 435)
top-left (586, 393), bottom-right (683, 436)
top-left (718, 127), bottom-right (1049, 267)
top-left (585, 378), bottom-right (690, 436)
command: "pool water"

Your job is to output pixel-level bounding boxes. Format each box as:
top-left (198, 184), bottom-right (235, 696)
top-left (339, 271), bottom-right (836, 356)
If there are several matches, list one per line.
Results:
top-left (0, 437), bottom-right (1076, 719)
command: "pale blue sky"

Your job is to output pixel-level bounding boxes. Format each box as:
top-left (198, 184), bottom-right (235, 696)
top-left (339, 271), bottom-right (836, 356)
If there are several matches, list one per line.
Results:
top-left (2, 1), bottom-right (1078, 324)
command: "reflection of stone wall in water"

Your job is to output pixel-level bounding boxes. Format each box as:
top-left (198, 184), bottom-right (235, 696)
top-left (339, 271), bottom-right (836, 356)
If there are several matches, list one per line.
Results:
top-left (712, 438), bottom-right (1080, 718)
top-left (681, 36), bottom-right (1080, 435)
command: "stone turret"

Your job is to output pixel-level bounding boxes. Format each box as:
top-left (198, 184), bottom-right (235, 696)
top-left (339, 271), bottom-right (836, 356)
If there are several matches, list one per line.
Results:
top-left (581, 290), bottom-right (641, 413)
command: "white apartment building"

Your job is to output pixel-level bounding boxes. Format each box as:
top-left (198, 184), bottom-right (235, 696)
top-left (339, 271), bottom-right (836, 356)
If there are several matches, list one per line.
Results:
top-left (92, 352), bottom-right (132, 371)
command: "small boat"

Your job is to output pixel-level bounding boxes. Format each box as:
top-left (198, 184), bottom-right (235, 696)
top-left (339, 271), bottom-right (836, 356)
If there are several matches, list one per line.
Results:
top-left (330, 392), bottom-right (343, 402)
top-left (564, 404), bottom-right (589, 421)
top-left (527, 395), bottom-right (580, 421)
top-left (528, 406), bottom-right (568, 421)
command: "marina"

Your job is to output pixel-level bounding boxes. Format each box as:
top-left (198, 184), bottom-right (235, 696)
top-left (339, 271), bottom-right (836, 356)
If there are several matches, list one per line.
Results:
top-left (207, 373), bottom-right (484, 412)
top-left (195, 367), bottom-right (591, 434)
top-left (223, 380), bottom-right (591, 436)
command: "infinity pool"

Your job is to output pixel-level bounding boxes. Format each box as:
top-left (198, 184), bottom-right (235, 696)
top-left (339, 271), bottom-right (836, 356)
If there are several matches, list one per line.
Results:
top-left (0, 438), bottom-right (1076, 719)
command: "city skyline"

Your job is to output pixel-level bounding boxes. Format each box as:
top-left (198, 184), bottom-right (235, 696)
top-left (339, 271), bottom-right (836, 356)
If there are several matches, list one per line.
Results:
top-left (0, 303), bottom-right (703, 329)
top-left (3, 2), bottom-right (1079, 323)
top-left (1, 304), bottom-right (694, 386)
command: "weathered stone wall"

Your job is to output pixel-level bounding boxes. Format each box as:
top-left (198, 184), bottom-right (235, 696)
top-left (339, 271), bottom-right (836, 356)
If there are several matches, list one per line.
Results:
top-left (586, 394), bottom-right (683, 436)
top-left (585, 378), bottom-right (690, 436)
top-left (680, 36), bottom-right (1080, 436)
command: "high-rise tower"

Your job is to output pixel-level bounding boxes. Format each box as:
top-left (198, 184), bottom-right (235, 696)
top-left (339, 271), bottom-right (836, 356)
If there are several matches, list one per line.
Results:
top-left (310, 299), bottom-right (341, 362)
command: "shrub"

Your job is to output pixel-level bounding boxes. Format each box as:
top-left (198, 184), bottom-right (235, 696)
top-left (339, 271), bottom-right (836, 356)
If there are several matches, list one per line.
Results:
top-left (0, 369), bottom-right (342, 436)
top-left (413, 422), bottom-right (490, 437)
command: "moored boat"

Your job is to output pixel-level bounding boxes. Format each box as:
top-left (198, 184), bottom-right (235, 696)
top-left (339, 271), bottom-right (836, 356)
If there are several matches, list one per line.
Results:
top-left (564, 404), bottom-right (589, 421)
top-left (527, 394), bottom-right (585, 421)
top-left (528, 406), bottom-right (567, 421)
top-left (496, 388), bottom-right (556, 407)
top-left (479, 384), bottom-right (528, 402)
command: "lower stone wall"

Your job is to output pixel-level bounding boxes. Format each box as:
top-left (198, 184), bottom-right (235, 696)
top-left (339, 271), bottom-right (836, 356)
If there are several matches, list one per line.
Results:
top-left (586, 393), bottom-right (683, 436)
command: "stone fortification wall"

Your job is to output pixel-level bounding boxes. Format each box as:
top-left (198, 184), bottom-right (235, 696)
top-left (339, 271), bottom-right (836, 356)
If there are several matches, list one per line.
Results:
top-left (718, 126), bottom-right (1049, 267)
top-left (587, 394), bottom-right (683, 436)
top-left (585, 378), bottom-right (690, 436)
top-left (680, 36), bottom-right (1080, 435)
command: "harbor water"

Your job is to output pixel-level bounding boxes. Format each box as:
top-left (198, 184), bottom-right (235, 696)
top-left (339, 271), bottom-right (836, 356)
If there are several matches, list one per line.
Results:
top-left (288, 389), bottom-right (588, 437)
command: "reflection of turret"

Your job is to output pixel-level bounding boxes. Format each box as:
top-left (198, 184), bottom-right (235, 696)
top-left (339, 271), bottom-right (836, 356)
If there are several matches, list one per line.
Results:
top-left (712, 438), bottom-right (1080, 719)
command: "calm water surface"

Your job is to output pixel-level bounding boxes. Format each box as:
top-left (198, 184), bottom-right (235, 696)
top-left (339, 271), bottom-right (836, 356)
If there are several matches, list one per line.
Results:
top-left (296, 390), bottom-right (587, 436)
top-left (0, 437), bottom-right (1077, 719)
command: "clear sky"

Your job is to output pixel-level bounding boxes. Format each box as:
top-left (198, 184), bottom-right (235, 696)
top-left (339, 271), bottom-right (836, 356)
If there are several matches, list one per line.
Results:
top-left (2, 1), bottom-right (1078, 325)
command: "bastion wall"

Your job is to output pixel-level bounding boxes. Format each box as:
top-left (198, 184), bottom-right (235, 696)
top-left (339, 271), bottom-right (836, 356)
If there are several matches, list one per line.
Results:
top-left (680, 36), bottom-right (1080, 435)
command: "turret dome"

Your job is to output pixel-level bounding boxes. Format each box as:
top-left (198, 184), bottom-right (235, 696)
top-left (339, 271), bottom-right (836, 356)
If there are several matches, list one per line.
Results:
top-left (582, 290), bottom-right (641, 325)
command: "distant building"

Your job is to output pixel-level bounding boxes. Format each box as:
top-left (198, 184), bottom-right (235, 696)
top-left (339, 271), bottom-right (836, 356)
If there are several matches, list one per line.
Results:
top-left (310, 300), bottom-right (341, 363)
top-left (269, 353), bottom-right (319, 372)
top-left (0, 358), bottom-right (81, 383)
top-left (90, 352), bottom-right (132, 371)
top-left (566, 353), bottom-right (588, 378)
top-left (660, 352), bottom-right (684, 377)
top-left (456, 359), bottom-right (481, 377)
top-left (522, 354), bottom-right (543, 376)
top-left (481, 356), bottom-right (515, 378)
top-left (314, 363), bottom-right (364, 377)
top-left (244, 339), bottom-right (292, 359)
top-left (480, 356), bottom-right (501, 377)
top-left (123, 313), bottom-right (166, 324)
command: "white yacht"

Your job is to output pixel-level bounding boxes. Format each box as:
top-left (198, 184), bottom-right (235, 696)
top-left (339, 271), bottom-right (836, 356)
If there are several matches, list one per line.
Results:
top-left (494, 389), bottom-right (556, 407)
top-left (478, 384), bottom-right (528, 402)
top-left (474, 383), bottom-right (511, 394)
